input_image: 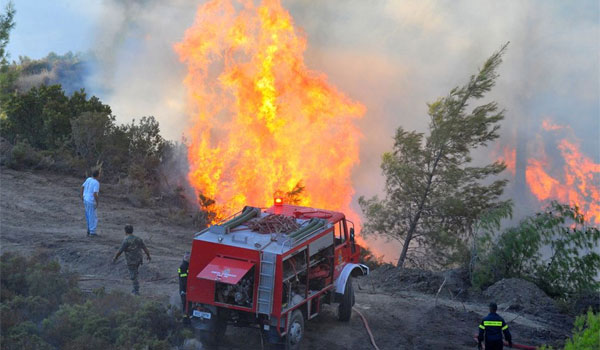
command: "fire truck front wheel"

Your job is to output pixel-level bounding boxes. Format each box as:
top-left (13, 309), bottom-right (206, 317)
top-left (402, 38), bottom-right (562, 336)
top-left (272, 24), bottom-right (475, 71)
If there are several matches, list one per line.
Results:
top-left (285, 310), bottom-right (304, 350)
top-left (337, 276), bottom-right (354, 322)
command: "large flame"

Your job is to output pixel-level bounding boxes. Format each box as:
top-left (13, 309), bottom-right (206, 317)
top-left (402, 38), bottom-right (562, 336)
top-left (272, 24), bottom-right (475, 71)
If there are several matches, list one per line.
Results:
top-left (175, 0), bottom-right (365, 226)
top-left (524, 121), bottom-right (600, 225)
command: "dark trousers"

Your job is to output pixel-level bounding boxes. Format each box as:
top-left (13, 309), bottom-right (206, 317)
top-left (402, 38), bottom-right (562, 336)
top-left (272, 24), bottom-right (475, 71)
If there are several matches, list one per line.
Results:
top-left (180, 291), bottom-right (187, 313)
top-left (485, 341), bottom-right (503, 350)
top-left (127, 264), bottom-right (140, 293)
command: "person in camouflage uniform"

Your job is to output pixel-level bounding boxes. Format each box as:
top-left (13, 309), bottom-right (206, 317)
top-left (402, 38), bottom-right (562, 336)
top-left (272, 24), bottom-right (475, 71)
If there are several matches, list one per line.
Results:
top-left (113, 225), bottom-right (151, 295)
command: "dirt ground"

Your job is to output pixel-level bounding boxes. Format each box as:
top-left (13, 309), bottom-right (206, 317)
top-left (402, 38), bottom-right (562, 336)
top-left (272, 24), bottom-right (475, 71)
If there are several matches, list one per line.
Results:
top-left (0, 168), bottom-right (572, 349)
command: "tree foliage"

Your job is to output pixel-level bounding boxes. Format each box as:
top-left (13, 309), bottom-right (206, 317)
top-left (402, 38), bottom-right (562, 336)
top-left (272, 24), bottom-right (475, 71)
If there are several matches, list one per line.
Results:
top-left (359, 43), bottom-right (510, 268)
top-left (564, 309), bottom-right (600, 350)
top-left (1, 85), bottom-right (111, 149)
top-left (0, 1), bottom-right (17, 108)
top-left (472, 202), bottom-right (600, 298)
top-left (0, 1), bottom-right (15, 66)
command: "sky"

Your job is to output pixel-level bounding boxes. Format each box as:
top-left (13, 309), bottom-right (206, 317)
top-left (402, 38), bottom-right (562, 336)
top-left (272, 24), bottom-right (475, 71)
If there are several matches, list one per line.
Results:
top-left (5, 0), bottom-right (599, 261)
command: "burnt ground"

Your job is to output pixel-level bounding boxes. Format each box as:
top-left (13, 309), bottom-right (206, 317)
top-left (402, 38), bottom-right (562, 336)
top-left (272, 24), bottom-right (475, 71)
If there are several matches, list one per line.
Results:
top-left (0, 168), bottom-right (573, 349)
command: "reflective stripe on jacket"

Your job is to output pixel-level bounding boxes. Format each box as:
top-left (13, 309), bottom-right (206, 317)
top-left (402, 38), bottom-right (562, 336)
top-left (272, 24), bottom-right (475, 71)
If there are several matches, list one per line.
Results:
top-left (478, 312), bottom-right (512, 344)
top-left (178, 260), bottom-right (189, 293)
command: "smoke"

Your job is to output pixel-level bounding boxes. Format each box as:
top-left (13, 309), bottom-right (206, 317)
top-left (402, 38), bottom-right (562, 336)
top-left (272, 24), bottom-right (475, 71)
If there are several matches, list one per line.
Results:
top-left (86, 0), bottom-right (197, 140)
top-left (86, 0), bottom-right (599, 261)
top-left (15, 52), bottom-right (91, 95)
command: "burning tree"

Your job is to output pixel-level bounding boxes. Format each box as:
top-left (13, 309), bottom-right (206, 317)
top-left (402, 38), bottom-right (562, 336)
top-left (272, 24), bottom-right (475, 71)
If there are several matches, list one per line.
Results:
top-left (360, 43), bottom-right (510, 268)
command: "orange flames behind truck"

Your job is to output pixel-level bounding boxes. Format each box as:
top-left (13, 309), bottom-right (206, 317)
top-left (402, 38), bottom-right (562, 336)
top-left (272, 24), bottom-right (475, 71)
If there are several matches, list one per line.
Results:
top-left (175, 0), bottom-right (365, 228)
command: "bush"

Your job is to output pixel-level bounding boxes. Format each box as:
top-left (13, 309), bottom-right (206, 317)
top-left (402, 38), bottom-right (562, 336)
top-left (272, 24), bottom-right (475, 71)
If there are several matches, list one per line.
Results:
top-left (539, 309), bottom-right (599, 350)
top-left (565, 309), bottom-right (600, 350)
top-left (472, 202), bottom-right (600, 298)
top-left (43, 293), bottom-right (186, 350)
top-left (0, 251), bottom-right (80, 307)
top-left (4, 139), bottom-right (41, 169)
top-left (1, 252), bottom-right (193, 350)
top-left (1, 321), bottom-right (53, 350)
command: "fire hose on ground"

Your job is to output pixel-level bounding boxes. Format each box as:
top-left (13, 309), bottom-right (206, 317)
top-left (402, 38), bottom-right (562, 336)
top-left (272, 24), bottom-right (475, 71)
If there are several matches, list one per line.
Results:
top-left (354, 307), bottom-right (381, 350)
top-left (472, 335), bottom-right (538, 349)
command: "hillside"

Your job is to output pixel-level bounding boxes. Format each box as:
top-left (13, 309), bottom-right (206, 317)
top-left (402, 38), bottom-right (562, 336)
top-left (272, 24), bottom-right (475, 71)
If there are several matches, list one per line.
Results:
top-left (0, 168), bottom-right (572, 349)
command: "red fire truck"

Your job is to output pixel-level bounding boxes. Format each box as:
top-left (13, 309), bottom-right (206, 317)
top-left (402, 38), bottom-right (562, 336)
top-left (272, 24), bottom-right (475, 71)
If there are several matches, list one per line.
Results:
top-left (185, 201), bottom-right (369, 349)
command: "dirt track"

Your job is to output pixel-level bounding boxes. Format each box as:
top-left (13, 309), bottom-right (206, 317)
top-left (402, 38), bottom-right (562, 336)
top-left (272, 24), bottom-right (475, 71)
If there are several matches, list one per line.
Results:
top-left (0, 168), bottom-right (570, 349)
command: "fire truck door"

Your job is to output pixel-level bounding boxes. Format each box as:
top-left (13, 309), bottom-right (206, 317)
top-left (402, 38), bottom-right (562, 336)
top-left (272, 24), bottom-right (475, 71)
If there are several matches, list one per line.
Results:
top-left (333, 220), bottom-right (350, 278)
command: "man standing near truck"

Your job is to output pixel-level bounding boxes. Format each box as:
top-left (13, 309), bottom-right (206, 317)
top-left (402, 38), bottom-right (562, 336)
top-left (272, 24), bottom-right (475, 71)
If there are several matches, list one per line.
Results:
top-left (81, 170), bottom-right (100, 236)
top-left (113, 225), bottom-right (151, 295)
top-left (478, 302), bottom-right (512, 350)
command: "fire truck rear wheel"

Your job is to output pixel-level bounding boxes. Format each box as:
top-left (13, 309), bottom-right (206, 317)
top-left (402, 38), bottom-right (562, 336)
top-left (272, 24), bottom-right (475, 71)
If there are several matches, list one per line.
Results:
top-left (285, 310), bottom-right (304, 350)
top-left (337, 277), bottom-right (353, 322)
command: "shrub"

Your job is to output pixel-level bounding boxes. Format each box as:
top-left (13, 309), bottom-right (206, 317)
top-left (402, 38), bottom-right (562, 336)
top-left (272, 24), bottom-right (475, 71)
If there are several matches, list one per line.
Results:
top-left (1, 253), bottom-right (193, 350)
top-left (1, 321), bottom-right (53, 350)
top-left (565, 309), bottom-right (600, 350)
top-left (472, 202), bottom-right (600, 298)
top-left (2, 295), bottom-right (53, 327)
top-left (43, 292), bottom-right (188, 350)
top-left (5, 139), bottom-right (42, 169)
top-left (538, 308), bottom-right (599, 350)
top-left (0, 251), bottom-right (80, 307)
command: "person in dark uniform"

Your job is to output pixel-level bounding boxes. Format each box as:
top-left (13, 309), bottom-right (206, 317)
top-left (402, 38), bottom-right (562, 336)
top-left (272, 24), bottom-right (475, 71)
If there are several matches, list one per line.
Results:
top-left (478, 302), bottom-right (512, 350)
top-left (179, 252), bottom-right (190, 323)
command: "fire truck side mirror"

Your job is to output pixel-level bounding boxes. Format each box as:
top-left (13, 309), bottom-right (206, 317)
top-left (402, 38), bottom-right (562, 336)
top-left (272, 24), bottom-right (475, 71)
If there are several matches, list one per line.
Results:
top-left (349, 227), bottom-right (355, 242)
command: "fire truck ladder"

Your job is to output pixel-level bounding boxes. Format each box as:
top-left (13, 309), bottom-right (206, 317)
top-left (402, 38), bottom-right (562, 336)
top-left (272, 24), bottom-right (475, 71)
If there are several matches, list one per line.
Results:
top-left (257, 251), bottom-right (277, 316)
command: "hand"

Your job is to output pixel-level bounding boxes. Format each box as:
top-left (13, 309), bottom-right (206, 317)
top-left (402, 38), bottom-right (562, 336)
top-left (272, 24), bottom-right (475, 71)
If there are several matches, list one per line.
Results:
top-left (508, 341), bottom-right (513, 348)
top-left (147, 256), bottom-right (151, 262)
top-left (112, 257), bottom-right (117, 264)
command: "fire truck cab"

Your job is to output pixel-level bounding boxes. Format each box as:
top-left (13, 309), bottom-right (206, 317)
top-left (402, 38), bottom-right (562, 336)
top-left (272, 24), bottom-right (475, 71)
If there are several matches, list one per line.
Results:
top-left (186, 203), bottom-right (369, 349)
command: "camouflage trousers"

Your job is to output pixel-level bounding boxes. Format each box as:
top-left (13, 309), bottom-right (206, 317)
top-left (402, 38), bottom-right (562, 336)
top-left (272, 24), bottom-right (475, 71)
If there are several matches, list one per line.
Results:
top-left (127, 264), bottom-right (140, 294)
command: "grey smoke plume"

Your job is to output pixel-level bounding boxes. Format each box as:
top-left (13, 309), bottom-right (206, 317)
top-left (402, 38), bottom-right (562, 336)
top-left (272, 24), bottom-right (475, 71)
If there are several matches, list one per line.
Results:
top-left (88, 0), bottom-right (599, 261)
top-left (87, 0), bottom-right (196, 140)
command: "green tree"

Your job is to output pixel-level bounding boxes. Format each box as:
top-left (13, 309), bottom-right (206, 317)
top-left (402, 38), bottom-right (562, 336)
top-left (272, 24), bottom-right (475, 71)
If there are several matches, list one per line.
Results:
top-left (0, 1), bottom-right (17, 109)
top-left (0, 1), bottom-right (15, 65)
top-left (70, 111), bottom-right (116, 169)
top-left (1, 85), bottom-right (111, 150)
top-left (359, 43), bottom-right (510, 268)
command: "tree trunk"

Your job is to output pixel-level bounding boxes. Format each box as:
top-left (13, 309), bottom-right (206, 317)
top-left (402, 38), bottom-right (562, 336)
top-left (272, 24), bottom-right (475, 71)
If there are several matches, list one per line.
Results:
top-left (396, 148), bottom-right (444, 268)
top-left (397, 230), bottom-right (413, 267)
